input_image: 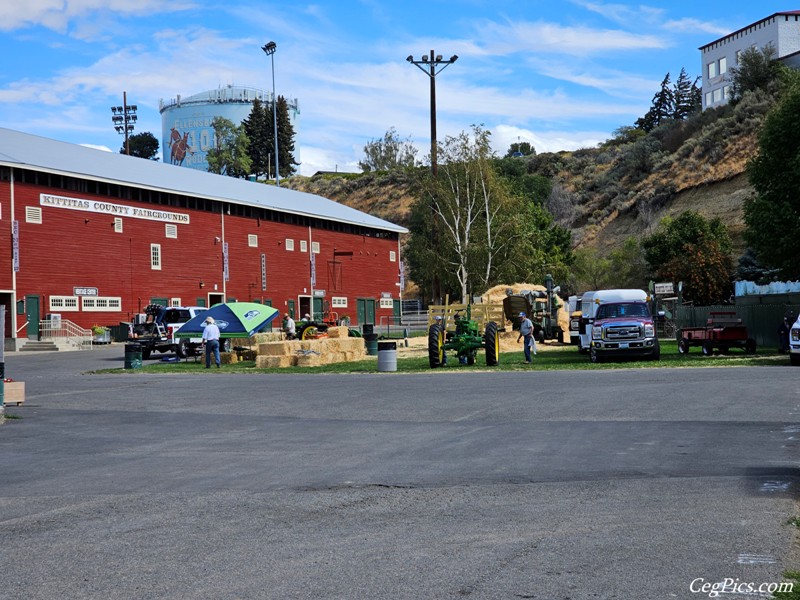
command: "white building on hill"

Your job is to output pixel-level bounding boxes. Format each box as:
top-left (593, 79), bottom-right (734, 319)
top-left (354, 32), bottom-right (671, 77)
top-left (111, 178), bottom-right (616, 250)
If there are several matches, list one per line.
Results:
top-left (700, 10), bottom-right (800, 109)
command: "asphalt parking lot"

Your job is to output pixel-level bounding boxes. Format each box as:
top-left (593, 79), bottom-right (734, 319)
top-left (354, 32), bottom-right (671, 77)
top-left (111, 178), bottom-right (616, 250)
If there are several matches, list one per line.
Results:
top-left (1, 345), bottom-right (798, 599)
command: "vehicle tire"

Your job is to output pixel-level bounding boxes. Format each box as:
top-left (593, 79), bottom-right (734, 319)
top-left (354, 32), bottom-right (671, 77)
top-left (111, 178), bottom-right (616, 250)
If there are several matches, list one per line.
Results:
top-left (790, 353), bottom-right (800, 366)
top-left (702, 341), bottom-right (714, 356)
top-left (467, 355), bottom-right (475, 366)
top-left (485, 321), bottom-right (499, 366)
top-left (301, 326), bottom-right (318, 340)
top-left (678, 338), bottom-right (690, 354)
top-left (589, 346), bottom-right (603, 364)
top-left (745, 338), bottom-right (757, 354)
top-left (141, 348), bottom-right (151, 360)
top-left (428, 324), bottom-right (444, 368)
top-left (650, 341), bottom-right (661, 361)
top-left (175, 341), bottom-right (186, 359)
top-left (536, 328), bottom-right (545, 344)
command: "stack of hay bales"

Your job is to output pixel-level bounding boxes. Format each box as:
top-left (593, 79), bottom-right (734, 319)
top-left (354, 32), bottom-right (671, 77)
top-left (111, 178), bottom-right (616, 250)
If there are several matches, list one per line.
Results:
top-left (255, 327), bottom-right (366, 369)
top-left (482, 283), bottom-right (571, 338)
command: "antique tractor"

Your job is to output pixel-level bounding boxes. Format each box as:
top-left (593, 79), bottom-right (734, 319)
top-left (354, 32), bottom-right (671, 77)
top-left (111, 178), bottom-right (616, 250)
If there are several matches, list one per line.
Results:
top-left (428, 306), bottom-right (499, 368)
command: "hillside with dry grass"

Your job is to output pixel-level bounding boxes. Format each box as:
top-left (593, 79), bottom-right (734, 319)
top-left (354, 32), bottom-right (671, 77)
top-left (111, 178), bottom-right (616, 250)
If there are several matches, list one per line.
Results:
top-left (286, 90), bottom-right (772, 258)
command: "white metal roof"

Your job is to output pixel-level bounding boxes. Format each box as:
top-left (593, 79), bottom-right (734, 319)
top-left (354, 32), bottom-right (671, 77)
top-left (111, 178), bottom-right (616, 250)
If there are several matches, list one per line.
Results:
top-left (0, 127), bottom-right (407, 234)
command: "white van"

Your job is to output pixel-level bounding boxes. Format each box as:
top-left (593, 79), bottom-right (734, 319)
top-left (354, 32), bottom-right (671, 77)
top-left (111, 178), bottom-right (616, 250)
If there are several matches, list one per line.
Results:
top-left (578, 289), bottom-right (649, 351)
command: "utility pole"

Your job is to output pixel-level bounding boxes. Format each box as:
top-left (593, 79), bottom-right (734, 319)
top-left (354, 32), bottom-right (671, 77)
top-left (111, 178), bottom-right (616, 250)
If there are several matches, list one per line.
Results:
top-left (406, 50), bottom-right (458, 176)
top-left (111, 92), bottom-right (137, 155)
top-left (407, 50), bottom-right (458, 303)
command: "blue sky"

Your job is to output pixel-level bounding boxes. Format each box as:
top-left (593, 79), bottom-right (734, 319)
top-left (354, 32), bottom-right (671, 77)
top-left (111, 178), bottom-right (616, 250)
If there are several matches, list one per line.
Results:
top-left (0, 1), bottom-right (791, 175)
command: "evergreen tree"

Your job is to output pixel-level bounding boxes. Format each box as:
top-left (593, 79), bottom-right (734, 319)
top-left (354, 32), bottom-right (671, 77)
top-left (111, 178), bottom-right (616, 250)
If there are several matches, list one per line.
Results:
top-left (728, 44), bottom-right (782, 103)
top-left (673, 68), bottom-right (699, 120)
top-left (275, 96), bottom-right (298, 178)
top-left (636, 73), bottom-right (674, 132)
top-left (242, 98), bottom-right (272, 179)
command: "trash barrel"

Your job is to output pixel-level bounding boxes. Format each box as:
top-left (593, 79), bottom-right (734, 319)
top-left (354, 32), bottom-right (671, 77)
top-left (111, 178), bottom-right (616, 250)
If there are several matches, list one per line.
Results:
top-left (362, 323), bottom-right (374, 336)
top-left (364, 333), bottom-right (379, 356)
top-left (377, 340), bottom-right (397, 372)
top-left (124, 343), bottom-right (142, 370)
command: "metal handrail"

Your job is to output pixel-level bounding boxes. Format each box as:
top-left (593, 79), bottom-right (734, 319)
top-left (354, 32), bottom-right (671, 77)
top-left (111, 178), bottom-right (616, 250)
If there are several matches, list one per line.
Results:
top-left (39, 319), bottom-right (93, 350)
top-left (16, 320), bottom-right (29, 334)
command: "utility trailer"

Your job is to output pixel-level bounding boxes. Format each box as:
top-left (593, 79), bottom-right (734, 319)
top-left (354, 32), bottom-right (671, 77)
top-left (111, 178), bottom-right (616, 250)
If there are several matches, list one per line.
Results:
top-left (677, 311), bottom-right (756, 356)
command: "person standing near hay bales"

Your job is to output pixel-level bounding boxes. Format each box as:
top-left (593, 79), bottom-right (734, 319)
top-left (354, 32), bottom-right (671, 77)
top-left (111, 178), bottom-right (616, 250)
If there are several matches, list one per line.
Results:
top-left (283, 313), bottom-right (296, 340)
top-left (202, 316), bottom-right (221, 368)
top-left (517, 311), bottom-right (535, 364)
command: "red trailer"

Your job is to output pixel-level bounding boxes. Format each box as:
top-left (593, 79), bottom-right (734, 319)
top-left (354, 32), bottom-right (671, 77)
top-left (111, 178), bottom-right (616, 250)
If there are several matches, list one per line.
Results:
top-left (678, 312), bottom-right (757, 356)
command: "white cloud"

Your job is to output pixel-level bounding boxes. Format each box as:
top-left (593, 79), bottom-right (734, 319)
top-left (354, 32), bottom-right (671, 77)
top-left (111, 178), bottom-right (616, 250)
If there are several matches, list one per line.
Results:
top-left (663, 18), bottom-right (731, 37)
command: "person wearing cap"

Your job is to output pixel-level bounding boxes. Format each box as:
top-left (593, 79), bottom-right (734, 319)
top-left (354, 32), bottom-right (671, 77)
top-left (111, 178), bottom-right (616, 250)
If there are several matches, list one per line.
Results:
top-left (517, 311), bottom-right (535, 364)
top-left (202, 316), bottom-right (221, 368)
top-left (282, 312), bottom-right (296, 340)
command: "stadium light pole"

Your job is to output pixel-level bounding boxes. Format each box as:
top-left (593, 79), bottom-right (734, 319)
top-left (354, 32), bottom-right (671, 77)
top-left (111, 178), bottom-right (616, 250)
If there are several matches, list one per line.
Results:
top-left (111, 91), bottom-right (137, 155)
top-left (406, 50), bottom-right (458, 176)
top-left (261, 41), bottom-right (280, 187)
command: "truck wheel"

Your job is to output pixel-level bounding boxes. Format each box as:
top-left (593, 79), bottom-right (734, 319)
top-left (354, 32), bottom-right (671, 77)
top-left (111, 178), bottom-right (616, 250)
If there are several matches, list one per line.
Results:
top-left (142, 348), bottom-right (151, 360)
top-left (590, 346), bottom-right (603, 364)
top-left (791, 354), bottom-right (800, 366)
top-left (536, 329), bottom-right (545, 344)
top-left (428, 324), bottom-right (444, 368)
top-left (702, 341), bottom-right (714, 356)
top-left (175, 341), bottom-right (186, 359)
top-left (485, 321), bottom-right (499, 366)
top-left (678, 338), bottom-right (690, 354)
top-left (650, 342), bottom-right (661, 361)
top-left (745, 338), bottom-right (757, 354)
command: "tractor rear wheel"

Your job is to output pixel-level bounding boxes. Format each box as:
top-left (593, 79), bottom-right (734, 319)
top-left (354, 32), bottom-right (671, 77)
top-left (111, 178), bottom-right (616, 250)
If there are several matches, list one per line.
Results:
top-left (428, 324), bottom-right (445, 368)
top-left (485, 321), bottom-right (499, 366)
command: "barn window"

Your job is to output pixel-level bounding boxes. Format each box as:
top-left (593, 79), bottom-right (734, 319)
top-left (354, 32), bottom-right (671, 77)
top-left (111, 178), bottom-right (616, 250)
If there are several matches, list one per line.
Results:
top-left (285, 239), bottom-right (294, 251)
top-left (151, 244), bottom-right (161, 270)
top-left (248, 234), bottom-right (258, 247)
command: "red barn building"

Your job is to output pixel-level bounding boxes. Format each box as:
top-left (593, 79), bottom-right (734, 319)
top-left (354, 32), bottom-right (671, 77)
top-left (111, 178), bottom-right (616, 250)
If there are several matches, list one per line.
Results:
top-left (0, 128), bottom-right (406, 349)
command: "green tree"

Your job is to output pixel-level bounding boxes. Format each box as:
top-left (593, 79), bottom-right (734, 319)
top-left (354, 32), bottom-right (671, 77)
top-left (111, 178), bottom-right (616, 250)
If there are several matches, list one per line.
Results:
top-left (122, 131), bottom-right (159, 160)
top-left (359, 127), bottom-right (418, 172)
top-left (504, 141), bottom-right (535, 158)
top-left (406, 125), bottom-right (571, 303)
top-left (744, 83), bottom-right (800, 277)
top-left (642, 211), bottom-right (732, 304)
top-left (728, 44), bottom-right (782, 103)
top-left (636, 73), bottom-right (674, 132)
top-left (242, 98), bottom-right (272, 179)
top-left (207, 117), bottom-right (252, 178)
top-left (672, 68), bottom-right (701, 120)
top-left (275, 96), bottom-right (299, 178)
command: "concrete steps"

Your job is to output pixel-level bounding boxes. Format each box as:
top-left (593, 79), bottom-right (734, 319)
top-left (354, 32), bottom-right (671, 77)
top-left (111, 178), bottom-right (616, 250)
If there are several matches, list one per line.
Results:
top-left (19, 340), bottom-right (60, 352)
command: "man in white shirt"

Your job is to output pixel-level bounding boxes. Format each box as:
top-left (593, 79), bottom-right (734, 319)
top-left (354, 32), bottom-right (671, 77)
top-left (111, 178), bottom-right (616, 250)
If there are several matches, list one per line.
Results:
top-left (202, 316), bottom-right (221, 368)
top-left (283, 313), bottom-right (296, 340)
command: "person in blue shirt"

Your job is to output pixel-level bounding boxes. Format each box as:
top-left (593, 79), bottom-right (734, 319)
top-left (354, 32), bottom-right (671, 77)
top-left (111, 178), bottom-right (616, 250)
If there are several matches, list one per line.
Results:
top-left (517, 311), bottom-right (534, 364)
top-left (202, 316), bottom-right (221, 368)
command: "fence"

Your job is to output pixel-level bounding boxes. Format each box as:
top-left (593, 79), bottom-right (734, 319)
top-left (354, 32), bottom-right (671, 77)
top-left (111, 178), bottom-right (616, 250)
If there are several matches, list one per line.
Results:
top-left (674, 303), bottom-right (800, 349)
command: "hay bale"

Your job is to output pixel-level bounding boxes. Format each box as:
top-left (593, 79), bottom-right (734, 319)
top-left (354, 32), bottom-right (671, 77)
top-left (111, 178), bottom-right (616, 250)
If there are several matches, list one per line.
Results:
top-left (326, 326), bottom-right (349, 339)
top-left (256, 355), bottom-right (297, 369)
top-left (220, 352), bottom-right (238, 364)
top-left (296, 353), bottom-right (322, 368)
top-left (259, 341), bottom-right (301, 356)
top-left (251, 332), bottom-right (283, 344)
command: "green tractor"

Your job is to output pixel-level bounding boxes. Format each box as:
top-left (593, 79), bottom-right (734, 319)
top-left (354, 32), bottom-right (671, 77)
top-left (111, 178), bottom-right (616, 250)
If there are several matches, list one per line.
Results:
top-left (428, 306), bottom-right (500, 368)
